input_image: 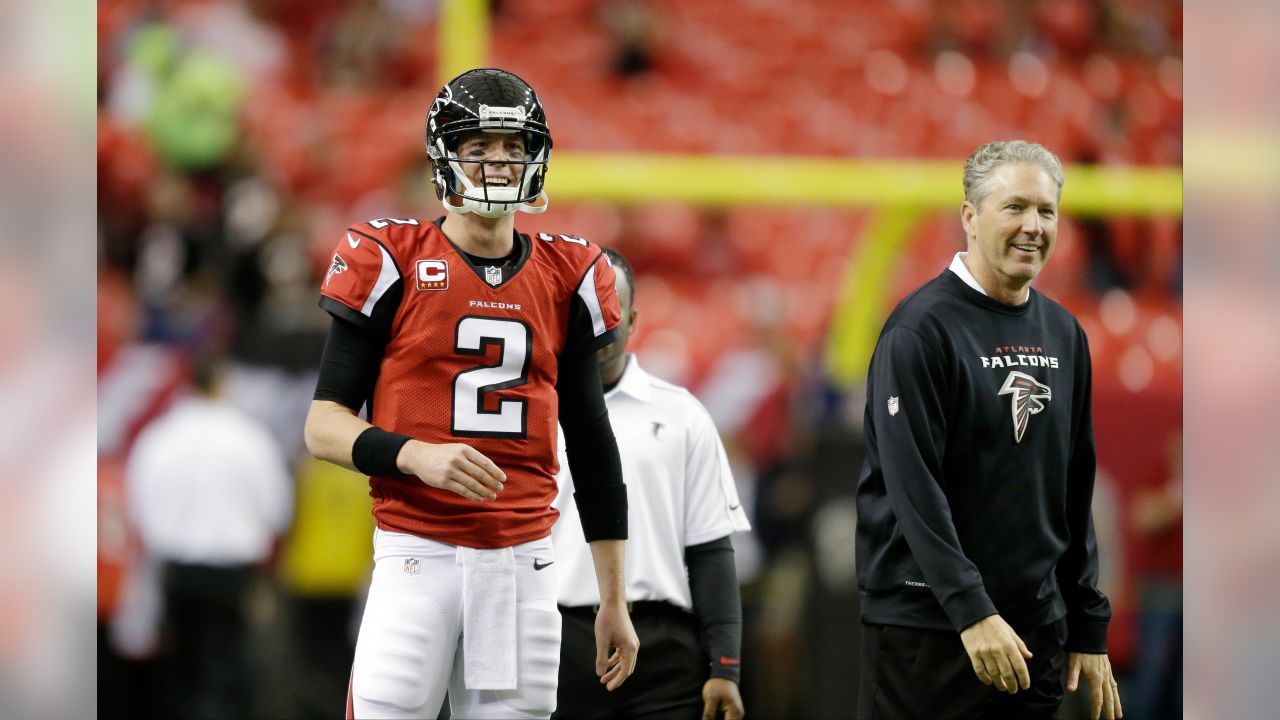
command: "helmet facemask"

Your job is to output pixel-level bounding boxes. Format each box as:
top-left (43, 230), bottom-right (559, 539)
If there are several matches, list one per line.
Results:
top-left (427, 96), bottom-right (552, 217)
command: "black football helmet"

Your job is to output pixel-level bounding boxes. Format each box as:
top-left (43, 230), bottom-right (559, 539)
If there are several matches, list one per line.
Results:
top-left (425, 68), bottom-right (551, 217)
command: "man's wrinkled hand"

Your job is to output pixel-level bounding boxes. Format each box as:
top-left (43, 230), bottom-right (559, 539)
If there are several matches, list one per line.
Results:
top-left (701, 677), bottom-right (744, 720)
top-left (1067, 652), bottom-right (1122, 720)
top-left (959, 614), bottom-right (1033, 694)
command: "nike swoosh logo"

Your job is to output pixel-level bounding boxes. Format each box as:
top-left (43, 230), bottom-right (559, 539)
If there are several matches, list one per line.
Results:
top-left (533, 559), bottom-right (554, 571)
top-left (347, 233), bottom-right (360, 249)
top-left (719, 656), bottom-right (740, 666)
top-left (728, 502), bottom-right (741, 510)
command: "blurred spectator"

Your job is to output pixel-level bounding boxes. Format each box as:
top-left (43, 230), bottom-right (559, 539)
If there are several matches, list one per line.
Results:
top-left (106, 20), bottom-right (248, 171)
top-left (171, 0), bottom-right (287, 81)
top-left (1126, 433), bottom-right (1182, 719)
top-left (801, 428), bottom-right (866, 718)
top-left (125, 354), bottom-right (293, 719)
top-left (276, 456), bottom-right (375, 719)
top-left (1079, 216), bottom-right (1130, 292)
top-left (601, 0), bottom-right (658, 78)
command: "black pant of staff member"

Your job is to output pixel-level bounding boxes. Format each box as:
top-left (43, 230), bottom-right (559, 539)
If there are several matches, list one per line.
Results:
top-left (556, 601), bottom-right (708, 720)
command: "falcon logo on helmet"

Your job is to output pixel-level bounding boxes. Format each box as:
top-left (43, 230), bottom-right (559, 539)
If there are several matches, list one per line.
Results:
top-left (996, 371), bottom-right (1052, 443)
top-left (425, 68), bottom-right (552, 219)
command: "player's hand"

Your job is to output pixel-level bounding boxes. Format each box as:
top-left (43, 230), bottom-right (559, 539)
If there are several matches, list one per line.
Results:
top-left (959, 614), bottom-right (1032, 694)
top-left (593, 600), bottom-right (639, 691)
top-left (396, 440), bottom-right (506, 502)
top-left (701, 677), bottom-right (744, 720)
top-left (1067, 651), bottom-right (1123, 720)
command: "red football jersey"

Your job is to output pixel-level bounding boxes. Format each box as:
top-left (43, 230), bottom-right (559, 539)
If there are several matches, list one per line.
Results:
top-left (319, 218), bottom-right (621, 549)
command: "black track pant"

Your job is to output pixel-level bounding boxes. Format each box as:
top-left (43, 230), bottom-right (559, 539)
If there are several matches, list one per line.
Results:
top-left (161, 562), bottom-right (256, 720)
top-left (554, 602), bottom-right (706, 720)
top-left (857, 618), bottom-right (1068, 719)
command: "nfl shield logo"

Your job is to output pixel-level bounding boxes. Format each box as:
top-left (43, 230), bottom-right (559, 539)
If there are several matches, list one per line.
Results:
top-left (403, 557), bottom-right (420, 575)
top-left (887, 396), bottom-right (900, 416)
top-left (484, 265), bottom-right (503, 287)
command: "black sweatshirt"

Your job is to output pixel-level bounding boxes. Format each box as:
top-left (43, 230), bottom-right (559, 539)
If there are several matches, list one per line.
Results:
top-left (856, 268), bottom-right (1111, 653)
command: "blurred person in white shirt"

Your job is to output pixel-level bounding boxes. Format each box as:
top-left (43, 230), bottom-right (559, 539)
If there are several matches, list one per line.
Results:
top-left (126, 352), bottom-right (292, 719)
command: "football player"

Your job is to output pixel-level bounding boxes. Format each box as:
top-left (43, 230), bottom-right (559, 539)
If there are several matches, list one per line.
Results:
top-left (304, 68), bottom-right (639, 720)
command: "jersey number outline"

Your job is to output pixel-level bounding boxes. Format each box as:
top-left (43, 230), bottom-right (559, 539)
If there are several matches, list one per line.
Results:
top-left (537, 232), bottom-right (588, 246)
top-left (369, 217), bottom-right (420, 229)
top-left (452, 316), bottom-right (532, 438)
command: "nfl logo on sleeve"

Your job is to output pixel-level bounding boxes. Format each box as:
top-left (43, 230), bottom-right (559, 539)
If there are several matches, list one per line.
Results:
top-left (888, 396), bottom-right (900, 416)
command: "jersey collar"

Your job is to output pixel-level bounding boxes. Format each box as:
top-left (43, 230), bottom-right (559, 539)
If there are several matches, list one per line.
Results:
top-left (606, 354), bottom-right (651, 403)
top-left (431, 216), bottom-right (532, 289)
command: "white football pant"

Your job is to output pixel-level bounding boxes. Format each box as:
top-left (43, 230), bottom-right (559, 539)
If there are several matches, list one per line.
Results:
top-left (348, 530), bottom-right (561, 719)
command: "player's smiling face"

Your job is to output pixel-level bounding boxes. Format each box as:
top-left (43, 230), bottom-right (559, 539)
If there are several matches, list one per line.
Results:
top-left (961, 162), bottom-right (1060, 301)
top-left (456, 131), bottom-right (528, 191)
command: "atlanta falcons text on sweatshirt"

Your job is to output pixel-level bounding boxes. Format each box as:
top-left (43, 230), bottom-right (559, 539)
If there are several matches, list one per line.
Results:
top-left (856, 268), bottom-right (1111, 653)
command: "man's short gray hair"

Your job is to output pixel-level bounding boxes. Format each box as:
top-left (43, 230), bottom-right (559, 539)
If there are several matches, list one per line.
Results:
top-left (963, 140), bottom-right (1064, 208)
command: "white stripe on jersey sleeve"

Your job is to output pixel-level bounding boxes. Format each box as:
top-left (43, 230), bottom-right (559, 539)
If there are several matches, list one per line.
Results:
top-left (575, 263), bottom-right (607, 337)
top-left (360, 243), bottom-right (400, 316)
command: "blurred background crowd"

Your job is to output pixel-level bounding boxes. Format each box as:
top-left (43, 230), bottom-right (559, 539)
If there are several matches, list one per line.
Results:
top-left (96, 1), bottom-right (1182, 718)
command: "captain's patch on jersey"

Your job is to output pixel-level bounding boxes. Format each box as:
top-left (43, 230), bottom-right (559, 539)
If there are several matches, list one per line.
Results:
top-left (416, 259), bottom-right (449, 290)
top-left (887, 396), bottom-right (900, 416)
top-left (325, 253), bottom-right (348, 286)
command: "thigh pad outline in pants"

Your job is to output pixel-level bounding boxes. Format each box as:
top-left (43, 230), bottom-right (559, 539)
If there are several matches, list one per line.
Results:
top-left (450, 537), bottom-right (562, 720)
top-left (352, 543), bottom-right (462, 719)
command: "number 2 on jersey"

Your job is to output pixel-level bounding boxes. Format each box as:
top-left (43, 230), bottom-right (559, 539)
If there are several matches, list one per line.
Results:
top-left (452, 317), bottom-right (531, 438)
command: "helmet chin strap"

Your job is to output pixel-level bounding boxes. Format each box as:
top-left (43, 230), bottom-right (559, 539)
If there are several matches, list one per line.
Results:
top-left (518, 191), bottom-right (549, 214)
top-left (456, 196), bottom-right (520, 219)
top-left (445, 193), bottom-right (550, 217)
top-left (444, 161), bottom-right (548, 218)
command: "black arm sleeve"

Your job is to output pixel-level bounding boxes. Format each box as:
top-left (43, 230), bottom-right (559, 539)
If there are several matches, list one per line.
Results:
top-left (686, 536), bottom-right (743, 683)
top-left (313, 316), bottom-right (385, 412)
top-left (556, 348), bottom-right (627, 542)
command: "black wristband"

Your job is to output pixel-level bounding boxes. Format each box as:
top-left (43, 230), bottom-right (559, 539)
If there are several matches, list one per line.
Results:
top-left (573, 484), bottom-right (628, 542)
top-left (351, 427), bottom-right (412, 477)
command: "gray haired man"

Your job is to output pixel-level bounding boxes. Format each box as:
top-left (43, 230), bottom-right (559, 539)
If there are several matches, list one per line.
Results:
top-left (856, 141), bottom-right (1121, 719)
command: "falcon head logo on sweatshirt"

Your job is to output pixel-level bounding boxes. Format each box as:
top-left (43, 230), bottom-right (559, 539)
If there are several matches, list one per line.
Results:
top-left (997, 371), bottom-right (1052, 443)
